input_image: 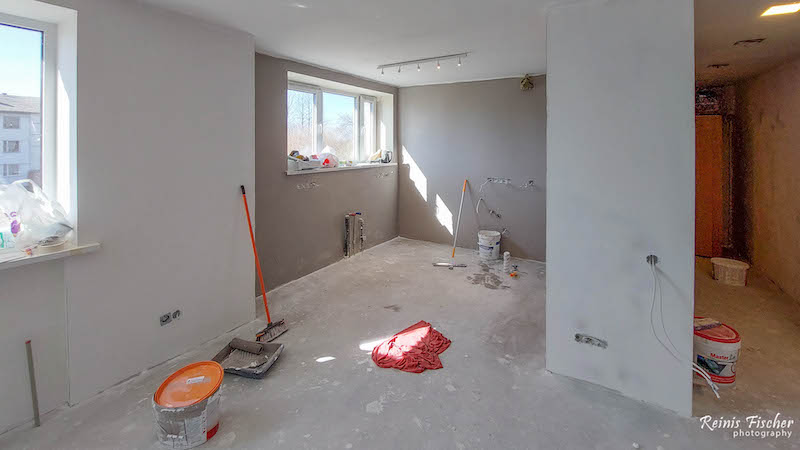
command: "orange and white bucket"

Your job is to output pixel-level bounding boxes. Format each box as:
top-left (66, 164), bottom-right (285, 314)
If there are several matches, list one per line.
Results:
top-left (153, 361), bottom-right (223, 449)
top-left (693, 317), bottom-right (741, 386)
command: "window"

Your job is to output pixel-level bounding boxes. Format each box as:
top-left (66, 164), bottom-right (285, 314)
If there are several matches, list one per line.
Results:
top-left (287, 88), bottom-right (315, 157)
top-left (0, 6), bottom-right (76, 220)
top-left (287, 81), bottom-right (378, 164)
top-left (0, 21), bottom-right (42, 186)
top-left (2, 164), bottom-right (20, 177)
top-left (3, 115), bottom-right (20, 129)
top-left (3, 140), bottom-right (20, 153)
top-left (322, 92), bottom-right (356, 162)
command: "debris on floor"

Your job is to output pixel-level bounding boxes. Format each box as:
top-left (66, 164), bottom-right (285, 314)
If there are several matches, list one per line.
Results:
top-left (467, 263), bottom-right (510, 290)
top-left (372, 321), bottom-right (451, 373)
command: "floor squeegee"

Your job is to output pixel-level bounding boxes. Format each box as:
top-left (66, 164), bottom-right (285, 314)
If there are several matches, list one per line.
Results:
top-left (433, 179), bottom-right (468, 269)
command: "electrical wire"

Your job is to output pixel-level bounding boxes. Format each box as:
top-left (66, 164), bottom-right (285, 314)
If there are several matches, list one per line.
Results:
top-left (648, 261), bottom-right (720, 398)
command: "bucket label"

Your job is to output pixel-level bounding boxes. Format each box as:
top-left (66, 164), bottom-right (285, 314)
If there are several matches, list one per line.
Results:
top-left (186, 376), bottom-right (206, 385)
top-left (696, 350), bottom-right (739, 384)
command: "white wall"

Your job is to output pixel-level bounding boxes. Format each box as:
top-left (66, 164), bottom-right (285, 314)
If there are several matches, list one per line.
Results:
top-left (0, 0), bottom-right (255, 432)
top-left (0, 263), bottom-right (67, 434)
top-left (546, 0), bottom-right (695, 415)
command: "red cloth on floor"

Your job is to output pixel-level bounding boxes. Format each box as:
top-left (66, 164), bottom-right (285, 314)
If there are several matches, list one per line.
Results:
top-left (371, 321), bottom-right (451, 373)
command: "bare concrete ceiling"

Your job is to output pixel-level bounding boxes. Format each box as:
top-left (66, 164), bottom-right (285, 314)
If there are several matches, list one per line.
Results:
top-left (696, 0), bottom-right (800, 85)
top-left (137, 0), bottom-right (560, 87)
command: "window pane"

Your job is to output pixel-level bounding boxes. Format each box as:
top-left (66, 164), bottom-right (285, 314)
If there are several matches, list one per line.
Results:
top-left (322, 92), bottom-right (355, 162)
top-left (287, 89), bottom-right (315, 156)
top-left (0, 23), bottom-right (43, 186)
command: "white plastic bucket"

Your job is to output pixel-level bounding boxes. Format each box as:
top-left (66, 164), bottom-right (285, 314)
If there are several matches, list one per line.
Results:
top-left (478, 230), bottom-right (501, 261)
top-left (710, 258), bottom-right (750, 286)
top-left (693, 317), bottom-right (741, 386)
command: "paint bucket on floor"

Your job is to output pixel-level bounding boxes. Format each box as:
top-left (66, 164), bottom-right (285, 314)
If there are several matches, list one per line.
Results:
top-left (478, 230), bottom-right (501, 261)
top-left (693, 317), bottom-right (741, 386)
top-left (153, 361), bottom-right (223, 449)
top-left (710, 258), bottom-right (750, 286)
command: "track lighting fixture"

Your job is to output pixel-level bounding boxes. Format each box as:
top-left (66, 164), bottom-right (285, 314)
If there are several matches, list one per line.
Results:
top-left (377, 52), bottom-right (468, 75)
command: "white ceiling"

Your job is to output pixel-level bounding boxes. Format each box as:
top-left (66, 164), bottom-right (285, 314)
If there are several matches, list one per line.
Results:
top-left (138, 0), bottom-right (557, 87)
top-left (696, 0), bottom-right (800, 85)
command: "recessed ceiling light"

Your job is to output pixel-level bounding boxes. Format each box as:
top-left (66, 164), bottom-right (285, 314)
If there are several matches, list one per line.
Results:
top-left (762, 2), bottom-right (800, 16)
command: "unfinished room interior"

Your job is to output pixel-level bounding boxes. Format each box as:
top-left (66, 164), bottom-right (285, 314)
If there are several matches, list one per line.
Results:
top-left (0, 0), bottom-right (797, 448)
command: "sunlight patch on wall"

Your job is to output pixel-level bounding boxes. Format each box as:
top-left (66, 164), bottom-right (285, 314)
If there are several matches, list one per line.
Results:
top-left (435, 194), bottom-right (454, 235)
top-left (402, 146), bottom-right (427, 201)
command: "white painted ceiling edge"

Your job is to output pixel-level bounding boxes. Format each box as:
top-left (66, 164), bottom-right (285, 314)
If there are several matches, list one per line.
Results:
top-left (137, 0), bottom-right (562, 87)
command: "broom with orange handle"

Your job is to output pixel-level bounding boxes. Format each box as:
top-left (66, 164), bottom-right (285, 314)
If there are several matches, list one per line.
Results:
top-left (241, 185), bottom-right (288, 342)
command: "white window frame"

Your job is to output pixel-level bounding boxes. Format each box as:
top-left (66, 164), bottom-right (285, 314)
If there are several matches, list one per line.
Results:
top-left (288, 82), bottom-right (321, 156)
top-left (359, 95), bottom-right (377, 162)
top-left (288, 81), bottom-right (378, 163)
top-left (0, 13), bottom-right (57, 199)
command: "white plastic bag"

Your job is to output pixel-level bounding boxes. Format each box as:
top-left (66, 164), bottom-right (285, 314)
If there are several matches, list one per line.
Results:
top-left (318, 147), bottom-right (340, 168)
top-left (0, 180), bottom-right (73, 254)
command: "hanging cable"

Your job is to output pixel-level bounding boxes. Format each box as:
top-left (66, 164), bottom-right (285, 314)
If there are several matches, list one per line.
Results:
top-left (648, 260), bottom-right (720, 398)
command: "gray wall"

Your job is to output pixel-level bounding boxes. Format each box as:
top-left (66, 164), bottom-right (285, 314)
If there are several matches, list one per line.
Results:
top-left (735, 56), bottom-right (800, 303)
top-left (255, 54), bottom-right (398, 289)
top-left (546, 0), bottom-right (695, 416)
top-left (397, 77), bottom-right (547, 260)
top-left (1, 0), bottom-right (256, 431)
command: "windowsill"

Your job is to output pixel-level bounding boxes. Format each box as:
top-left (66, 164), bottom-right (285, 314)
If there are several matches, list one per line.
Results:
top-left (286, 162), bottom-right (397, 176)
top-left (0, 242), bottom-right (100, 272)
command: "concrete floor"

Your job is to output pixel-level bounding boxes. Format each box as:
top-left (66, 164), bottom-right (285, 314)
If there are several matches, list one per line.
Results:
top-left (1, 239), bottom-right (794, 449)
top-left (694, 257), bottom-right (800, 420)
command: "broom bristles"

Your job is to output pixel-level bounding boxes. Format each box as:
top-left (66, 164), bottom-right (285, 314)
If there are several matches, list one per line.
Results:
top-left (256, 319), bottom-right (288, 342)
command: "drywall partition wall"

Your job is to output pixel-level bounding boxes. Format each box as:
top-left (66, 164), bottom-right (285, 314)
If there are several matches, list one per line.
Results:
top-left (255, 54), bottom-right (398, 289)
top-left (397, 77), bottom-right (546, 260)
top-left (30, 0), bottom-right (256, 404)
top-left (546, 0), bottom-right (695, 415)
top-left (735, 57), bottom-right (800, 303)
top-left (0, 263), bottom-right (67, 434)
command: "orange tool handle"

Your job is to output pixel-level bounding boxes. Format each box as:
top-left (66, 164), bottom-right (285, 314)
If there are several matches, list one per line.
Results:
top-left (241, 185), bottom-right (271, 323)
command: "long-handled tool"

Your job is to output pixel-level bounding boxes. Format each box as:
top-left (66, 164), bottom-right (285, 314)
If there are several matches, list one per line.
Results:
top-left (241, 186), bottom-right (288, 342)
top-left (433, 179), bottom-right (468, 269)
